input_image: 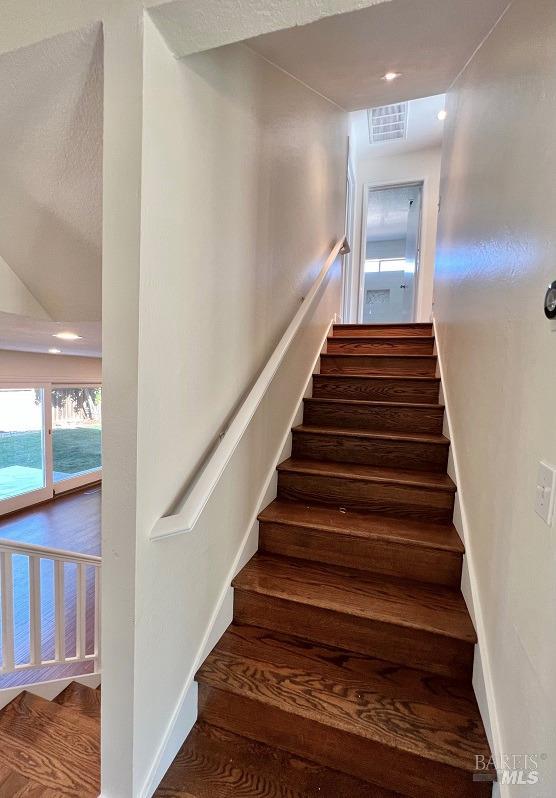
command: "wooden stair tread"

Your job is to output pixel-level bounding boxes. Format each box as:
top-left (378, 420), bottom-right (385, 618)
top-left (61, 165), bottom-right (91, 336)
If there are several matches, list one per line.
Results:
top-left (0, 692), bottom-right (99, 796)
top-left (333, 324), bottom-right (433, 337)
top-left (306, 397), bottom-right (443, 409)
top-left (258, 499), bottom-right (464, 553)
top-left (314, 373), bottom-right (440, 382)
top-left (232, 554), bottom-right (476, 643)
top-left (327, 335), bottom-right (435, 343)
top-left (278, 457), bottom-right (456, 492)
top-left (54, 681), bottom-right (101, 721)
top-left (294, 424), bottom-right (449, 446)
top-left (321, 352), bottom-right (437, 360)
top-left (197, 624), bottom-right (489, 772)
top-left (155, 719), bottom-right (400, 798)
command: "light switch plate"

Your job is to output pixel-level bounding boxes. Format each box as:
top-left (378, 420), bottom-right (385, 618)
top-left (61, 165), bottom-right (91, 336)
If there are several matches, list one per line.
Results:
top-left (535, 462), bottom-right (556, 524)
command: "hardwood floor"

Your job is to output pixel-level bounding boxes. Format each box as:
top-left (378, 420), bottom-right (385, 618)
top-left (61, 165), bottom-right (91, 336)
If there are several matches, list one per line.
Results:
top-left (0, 487), bottom-right (101, 555)
top-left (162, 322), bottom-right (495, 797)
top-left (0, 488), bottom-right (101, 688)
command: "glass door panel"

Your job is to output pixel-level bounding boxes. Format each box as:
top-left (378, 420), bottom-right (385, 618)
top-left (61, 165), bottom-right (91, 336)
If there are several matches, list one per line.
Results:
top-left (0, 388), bottom-right (51, 510)
top-left (52, 386), bottom-right (102, 490)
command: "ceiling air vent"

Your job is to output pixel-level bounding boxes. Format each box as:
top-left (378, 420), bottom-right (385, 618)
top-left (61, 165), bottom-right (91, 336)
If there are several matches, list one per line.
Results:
top-left (368, 103), bottom-right (408, 144)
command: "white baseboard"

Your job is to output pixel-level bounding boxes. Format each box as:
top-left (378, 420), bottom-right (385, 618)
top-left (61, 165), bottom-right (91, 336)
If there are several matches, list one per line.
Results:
top-left (0, 671), bottom-right (101, 711)
top-left (433, 317), bottom-right (502, 798)
top-left (138, 317), bottom-right (335, 798)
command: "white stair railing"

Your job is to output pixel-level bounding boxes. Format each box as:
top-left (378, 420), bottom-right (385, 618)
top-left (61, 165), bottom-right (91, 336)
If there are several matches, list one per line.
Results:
top-left (0, 539), bottom-right (101, 676)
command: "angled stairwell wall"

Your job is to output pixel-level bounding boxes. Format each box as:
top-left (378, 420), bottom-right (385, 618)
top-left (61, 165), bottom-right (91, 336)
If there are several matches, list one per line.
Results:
top-left (133, 17), bottom-right (347, 797)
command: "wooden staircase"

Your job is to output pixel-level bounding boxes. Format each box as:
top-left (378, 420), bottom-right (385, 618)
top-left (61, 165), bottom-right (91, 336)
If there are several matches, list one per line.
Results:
top-left (156, 323), bottom-right (495, 797)
top-left (0, 323), bottom-right (494, 798)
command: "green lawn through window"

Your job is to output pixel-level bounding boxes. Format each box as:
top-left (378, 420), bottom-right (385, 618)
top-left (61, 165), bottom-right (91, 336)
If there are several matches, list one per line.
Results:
top-left (0, 428), bottom-right (101, 476)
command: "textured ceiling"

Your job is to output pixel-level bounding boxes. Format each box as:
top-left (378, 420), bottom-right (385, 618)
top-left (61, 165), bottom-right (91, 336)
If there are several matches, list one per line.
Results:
top-left (246, 0), bottom-right (510, 111)
top-left (149, 0), bottom-right (392, 58)
top-left (0, 25), bottom-right (103, 323)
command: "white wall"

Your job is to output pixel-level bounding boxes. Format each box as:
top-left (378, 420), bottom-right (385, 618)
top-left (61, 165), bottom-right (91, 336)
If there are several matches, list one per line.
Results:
top-left (350, 146), bottom-right (441, 323)
top-left (0, 350), bottom-right (101, 382)
top-left (0, 255), bottom-right (50, 320)
top-left (434, 0), bottom-right (556, 793)
top-left (0, 2), bottom-right (354, 795)
top-left (1, 8), bottom-right (144, 793)
top-left (134, 19), bottom-right (347, 795)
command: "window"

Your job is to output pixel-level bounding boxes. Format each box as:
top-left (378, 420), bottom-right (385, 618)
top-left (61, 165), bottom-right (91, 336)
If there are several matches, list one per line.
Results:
top-left (52, 386), bottom-right (102, 484)
top-left (364, 257), bottom-right (409, 273)
top-left (0, 388), bottom-right (47, 503)
top-left (0, 383), bottom-right (102, 515)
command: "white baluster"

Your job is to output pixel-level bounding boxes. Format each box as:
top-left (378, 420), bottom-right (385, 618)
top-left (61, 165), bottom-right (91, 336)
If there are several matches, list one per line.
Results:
top-left (0, 551), bottom-right (14, 672)
top-left (29, 556), bottom-right (42, 666)
top-left (94, 566), bottom-right (101, 670)
top-left (76, 563), bottom-right (87, 660)
top-left (54, 560), bottom-right (65, 663)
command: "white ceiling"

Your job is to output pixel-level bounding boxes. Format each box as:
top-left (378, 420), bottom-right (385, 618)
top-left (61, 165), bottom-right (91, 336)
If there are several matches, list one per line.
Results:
top-left (0, 25), bottom-right (103, 324)
top-left (352, 93), bottom-right (446, 159)
top-left (246, 0), bottom-right (510, 111)
top-left (0, 313), bottom-right (101, 357)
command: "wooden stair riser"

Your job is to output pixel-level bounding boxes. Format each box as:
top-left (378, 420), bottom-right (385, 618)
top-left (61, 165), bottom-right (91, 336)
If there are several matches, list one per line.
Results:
top-left (304, 398), bottom-right (445, 434)
top-left (292, 430), bottom-right (450, 472)
top-left (154, 720), bottom-right (397, 798)
top-left (320, 354), bottom-right (437, 377)
top-left (234, 591), bottom-right (474, 681)
top-left (259, 521), bottom-right (463, 587)
top-left (333, 324), bottom-right (433, 338)
top-left (198, 686), bottom-right (488, 798)
top-left (278, 471), bottom-right (455, 522)
top-left (327, 337), bottom-right (435, 355)
top-left (313, 375), bottom-right (441, 403)
top-left (54, 683), bottom-right (101, 721)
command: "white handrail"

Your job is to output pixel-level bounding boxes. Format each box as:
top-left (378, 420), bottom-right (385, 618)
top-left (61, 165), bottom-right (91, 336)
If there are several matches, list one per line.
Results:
top-left (151, 237), bottom-right (346, 541)
top-left (0, 538), bottom-right (101, 566)
top-left (0, 540), bottom-right (101, 676)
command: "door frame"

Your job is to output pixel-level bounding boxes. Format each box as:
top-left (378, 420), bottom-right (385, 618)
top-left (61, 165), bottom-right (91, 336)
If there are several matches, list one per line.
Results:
top-left (357, 179), bottom-right (424, 323)
top-left (341, 146), bottom-right (357, 323)
top-left (0, 380), bottom-right (102, 516)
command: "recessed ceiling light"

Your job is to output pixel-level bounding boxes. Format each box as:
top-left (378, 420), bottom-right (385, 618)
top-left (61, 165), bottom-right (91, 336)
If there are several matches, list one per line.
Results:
top-left (382, 72), bottom-right (401, 82)
top-left (53, 331), bottom-right (83, 341)
top-left (48, 348), bottom-right (61, 354)
top-left (438, 109), bottom-right (447, 121)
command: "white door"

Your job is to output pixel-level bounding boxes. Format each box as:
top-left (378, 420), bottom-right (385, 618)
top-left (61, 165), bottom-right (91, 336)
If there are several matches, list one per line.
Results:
top-left (358, 182), bottom-right (423, 323)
